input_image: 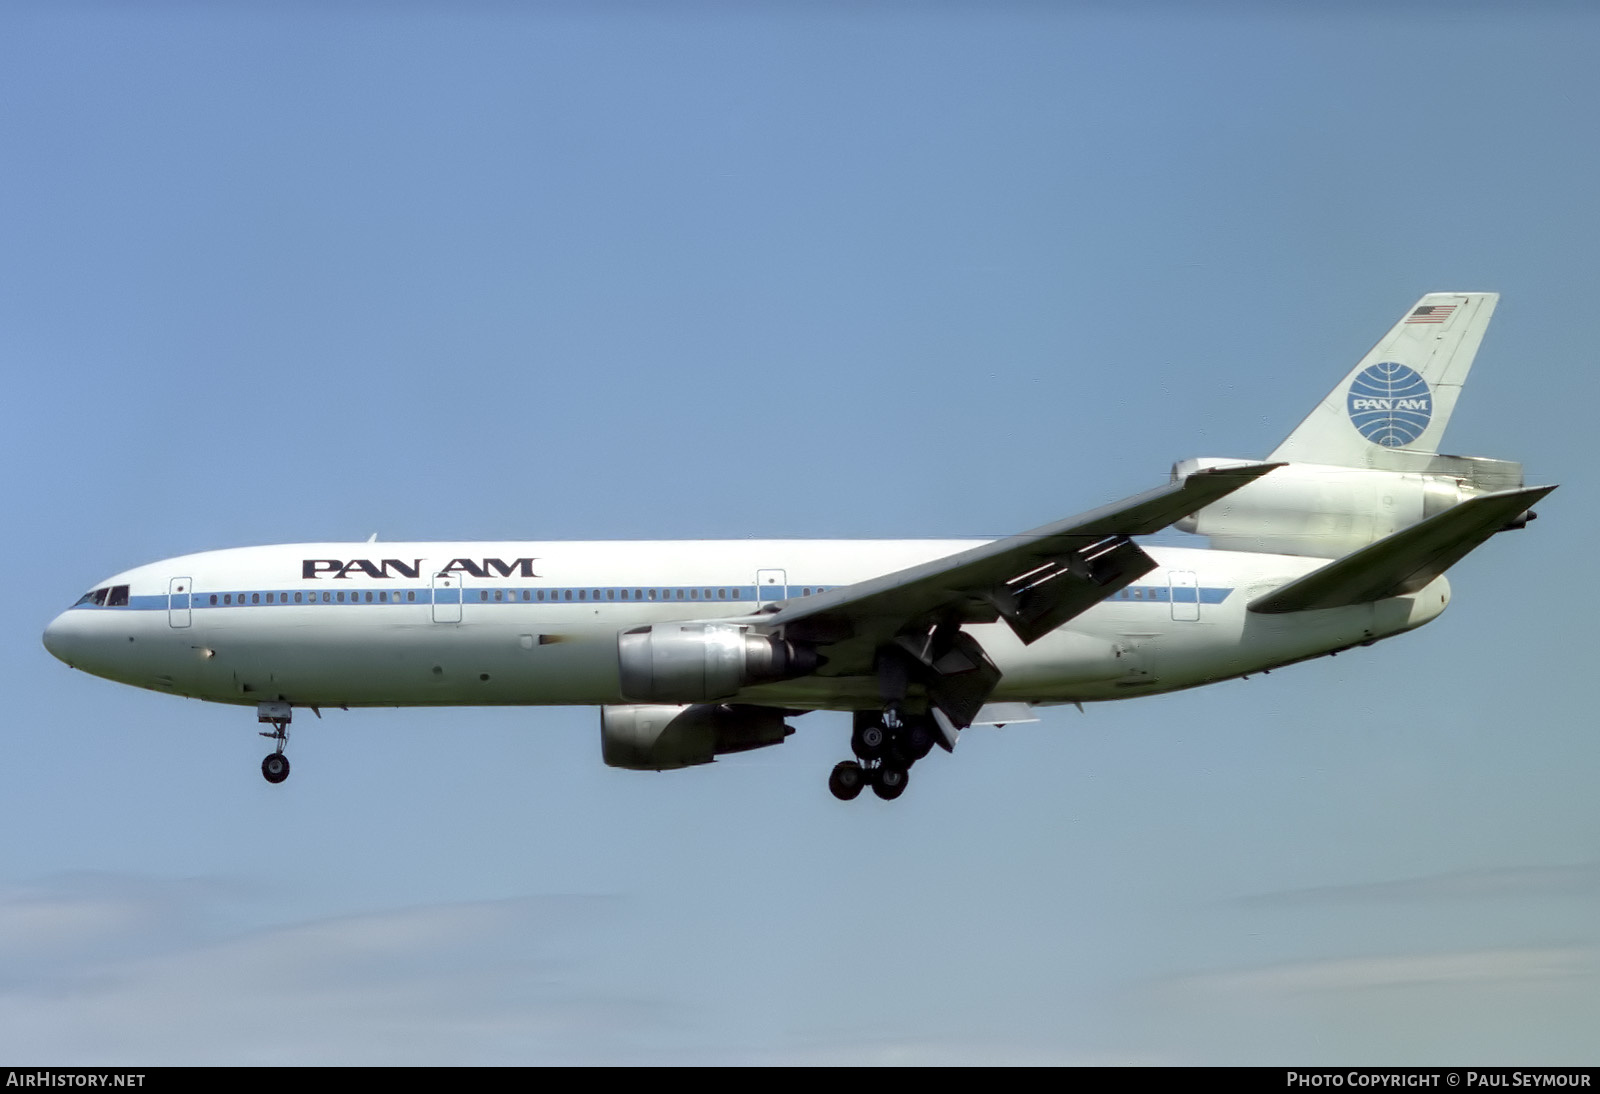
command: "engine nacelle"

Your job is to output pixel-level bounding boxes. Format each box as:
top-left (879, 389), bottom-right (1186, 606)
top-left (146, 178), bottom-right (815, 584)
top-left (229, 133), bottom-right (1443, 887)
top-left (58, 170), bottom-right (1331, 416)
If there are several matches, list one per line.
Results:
top-left (1170, 457), bottom-right (1519, 558)
top-left (601, 703), bottom-right (794, 771)
top-left (617, 622), bottom-right (817, 703)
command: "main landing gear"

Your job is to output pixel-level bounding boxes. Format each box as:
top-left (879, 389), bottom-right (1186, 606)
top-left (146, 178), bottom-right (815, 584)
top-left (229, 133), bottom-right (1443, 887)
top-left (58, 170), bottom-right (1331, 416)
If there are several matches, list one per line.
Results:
top-left (829, 709), bottom-right (939, 803)
top-left (257, 700), bottom-right (292, 784)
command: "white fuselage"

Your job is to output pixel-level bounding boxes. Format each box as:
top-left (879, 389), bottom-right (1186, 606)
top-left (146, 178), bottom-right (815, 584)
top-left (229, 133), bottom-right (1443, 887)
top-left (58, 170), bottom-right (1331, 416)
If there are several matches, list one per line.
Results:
top-left (42, 538), bottom-right (1449, 712)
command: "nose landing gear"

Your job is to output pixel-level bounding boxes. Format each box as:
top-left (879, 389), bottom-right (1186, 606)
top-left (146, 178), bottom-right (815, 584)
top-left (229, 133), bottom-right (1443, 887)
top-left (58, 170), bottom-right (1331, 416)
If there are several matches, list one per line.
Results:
top-left (257, 700), bottom-right (292, 785)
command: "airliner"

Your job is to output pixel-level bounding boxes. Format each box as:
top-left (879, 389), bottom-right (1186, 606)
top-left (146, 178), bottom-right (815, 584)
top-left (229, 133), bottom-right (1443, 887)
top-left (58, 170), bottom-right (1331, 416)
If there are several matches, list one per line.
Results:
top-left (42, 293), bottom-right (1551, 802)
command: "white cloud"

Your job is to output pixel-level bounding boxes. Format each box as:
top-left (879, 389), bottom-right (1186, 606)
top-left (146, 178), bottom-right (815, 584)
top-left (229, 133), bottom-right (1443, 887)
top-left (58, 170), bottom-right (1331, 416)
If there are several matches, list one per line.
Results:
top-left (1165, 946), bottom-right (1600, 998)
top-left (0, 876), bottom-right (662, 1065)
top-left (741, 1041), bottom-right (1167, 1066)
top-left (1239, 863), bottom-right (1600, 906)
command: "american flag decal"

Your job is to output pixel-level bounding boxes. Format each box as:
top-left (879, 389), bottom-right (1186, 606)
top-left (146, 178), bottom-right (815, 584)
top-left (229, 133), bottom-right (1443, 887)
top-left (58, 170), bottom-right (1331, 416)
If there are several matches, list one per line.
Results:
top-left (1406, 304), bottom-right (1458, 324)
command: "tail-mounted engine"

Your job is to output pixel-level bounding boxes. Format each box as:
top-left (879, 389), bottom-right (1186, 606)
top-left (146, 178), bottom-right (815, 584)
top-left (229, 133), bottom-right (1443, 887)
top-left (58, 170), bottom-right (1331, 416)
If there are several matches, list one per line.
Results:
top-left (601, 703), bottom-right (795, 771)
top-left (617, 622), bottom-right (819, 704)
top-left (1171, 456), bottom-right (1525, 558)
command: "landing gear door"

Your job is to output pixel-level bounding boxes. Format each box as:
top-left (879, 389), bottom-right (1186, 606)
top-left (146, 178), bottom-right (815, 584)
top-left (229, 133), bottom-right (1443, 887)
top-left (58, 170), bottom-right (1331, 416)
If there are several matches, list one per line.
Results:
top-left (756, 569), bottom-right (788, 603)
top-left (432, 571), bottom-right (463, 623)
top-left (168, 577), bottom-right (192, 629)
top-left (1169, 570), bottom-right (1200, 622)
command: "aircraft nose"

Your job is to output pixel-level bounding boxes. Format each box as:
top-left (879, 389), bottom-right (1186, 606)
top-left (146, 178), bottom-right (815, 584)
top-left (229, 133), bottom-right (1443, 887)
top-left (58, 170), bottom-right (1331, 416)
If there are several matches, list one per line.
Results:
top-left (43, 610), bottom-right (81, 666)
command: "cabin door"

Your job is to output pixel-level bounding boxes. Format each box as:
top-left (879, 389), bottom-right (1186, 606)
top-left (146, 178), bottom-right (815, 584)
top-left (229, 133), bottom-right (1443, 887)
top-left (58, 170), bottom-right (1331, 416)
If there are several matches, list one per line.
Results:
top-left (168, 577), bottom-right (192, 629)
top-left (756, 569), bottom-right (788, 603)
top-left (431, 571), bottom-right (463, 623)
top-left (1169, 571), bottom-right (1200, 622)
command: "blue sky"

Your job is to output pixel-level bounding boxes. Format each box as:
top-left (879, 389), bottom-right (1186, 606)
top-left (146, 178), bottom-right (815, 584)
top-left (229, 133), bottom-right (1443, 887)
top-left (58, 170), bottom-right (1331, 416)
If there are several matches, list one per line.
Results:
top-left (4, 2), bottom-right (1598, 1064)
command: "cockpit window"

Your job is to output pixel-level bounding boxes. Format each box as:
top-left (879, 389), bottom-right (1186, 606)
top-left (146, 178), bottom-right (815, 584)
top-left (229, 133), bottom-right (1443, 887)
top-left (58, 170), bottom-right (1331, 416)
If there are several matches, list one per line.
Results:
top-left (107, 585), bottom-right (129, 607)
top-left (75, 587), bottom-right (110, 607)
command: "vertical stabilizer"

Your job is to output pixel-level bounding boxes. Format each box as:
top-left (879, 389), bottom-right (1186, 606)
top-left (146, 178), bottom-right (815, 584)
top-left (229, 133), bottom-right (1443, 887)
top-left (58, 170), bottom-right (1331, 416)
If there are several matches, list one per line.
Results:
top-left (1268, 292), bottom-right (1498, 469)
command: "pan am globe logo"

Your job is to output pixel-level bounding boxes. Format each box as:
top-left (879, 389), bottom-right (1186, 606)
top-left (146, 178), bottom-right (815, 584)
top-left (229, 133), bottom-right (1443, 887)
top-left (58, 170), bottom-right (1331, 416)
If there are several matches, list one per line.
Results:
top-left (1347, 362), bottom-right (1432, 447)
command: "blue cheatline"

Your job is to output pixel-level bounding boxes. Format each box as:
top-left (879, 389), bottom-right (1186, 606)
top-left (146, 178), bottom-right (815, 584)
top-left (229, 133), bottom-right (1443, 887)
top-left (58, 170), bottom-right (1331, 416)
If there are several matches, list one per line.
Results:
top-left (69, 581), bottom-right (1233, 613)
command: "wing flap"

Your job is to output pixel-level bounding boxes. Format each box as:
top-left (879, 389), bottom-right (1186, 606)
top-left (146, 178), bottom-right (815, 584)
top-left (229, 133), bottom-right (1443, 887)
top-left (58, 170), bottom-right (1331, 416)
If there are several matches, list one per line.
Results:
top-left (1248, 485), bottom-right (1555, 614)
top-left (969, 702), bottom-right (1040, 726)
top-left (997, 533), bottom-right (1156, 644)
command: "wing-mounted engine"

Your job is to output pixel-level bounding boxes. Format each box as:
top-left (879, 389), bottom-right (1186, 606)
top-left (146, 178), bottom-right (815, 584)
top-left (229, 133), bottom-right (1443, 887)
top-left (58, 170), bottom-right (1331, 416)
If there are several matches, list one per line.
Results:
top-left (601, 703), bottom-right (795, 771)
top-left (1172, 456), bottom-right (1526, 559)
top-left (617, 622), bottom-right (819, 704)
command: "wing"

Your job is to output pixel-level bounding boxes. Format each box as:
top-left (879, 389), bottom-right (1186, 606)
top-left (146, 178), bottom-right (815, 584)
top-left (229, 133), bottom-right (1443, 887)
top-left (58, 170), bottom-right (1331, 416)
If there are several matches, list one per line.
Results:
top-left (756, 463), bottom-right (1281, 728)
top-left (764, 462), bottom-right (1280, 647)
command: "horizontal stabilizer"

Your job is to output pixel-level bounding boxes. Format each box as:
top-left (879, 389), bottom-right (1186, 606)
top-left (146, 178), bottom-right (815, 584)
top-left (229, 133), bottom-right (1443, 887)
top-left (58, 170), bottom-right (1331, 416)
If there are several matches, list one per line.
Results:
top-left (1248, 485), bottom-right (1555, 614)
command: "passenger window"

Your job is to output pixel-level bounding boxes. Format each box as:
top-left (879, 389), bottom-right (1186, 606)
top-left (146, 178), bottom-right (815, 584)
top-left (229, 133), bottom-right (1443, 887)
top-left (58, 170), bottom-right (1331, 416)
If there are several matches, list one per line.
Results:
top-left (210, 595), bottom-right (218, 605)
top-left (323, 592), bottom-right (332, 603)
top-left (607, 589), bottom-right (615, 600)
top-left (690, 589), bottom-right (699, 600)
top-left (225, 594), bottom-right (233, 605)
top-left (294, 592), bottom-right (303, 604)
top-left (407, 591), bottom-right (415, 602)
top-left (732, 589), bottom-right (740, 599)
